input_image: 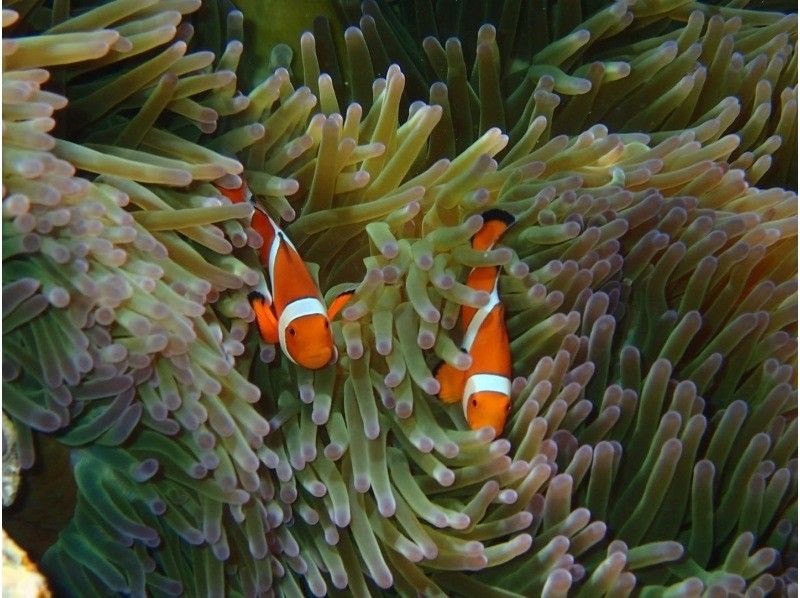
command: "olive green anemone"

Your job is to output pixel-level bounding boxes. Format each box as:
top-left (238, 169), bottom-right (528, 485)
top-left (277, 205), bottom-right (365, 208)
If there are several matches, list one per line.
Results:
top-left (2, 0), bottom-right (796, 596)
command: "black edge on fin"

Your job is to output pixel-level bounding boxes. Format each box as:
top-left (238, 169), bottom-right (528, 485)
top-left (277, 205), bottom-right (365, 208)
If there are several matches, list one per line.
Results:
top-left (252, 201), bottom-right (269, 216)
top-left (431, 360), bottom-right (446, 379)
top-left (480, 208), bottom-right (515, 227)
top-left (328, 288), bottom-right (357, 306)
top-left (247, 290), bottom-right (267, 303)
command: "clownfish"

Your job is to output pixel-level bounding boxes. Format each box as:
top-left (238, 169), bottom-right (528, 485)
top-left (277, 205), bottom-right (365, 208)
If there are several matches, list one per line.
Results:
top-left (434, 209), bottom-right (515, 437)
top-left (216, 182), bottom-right (352, 370)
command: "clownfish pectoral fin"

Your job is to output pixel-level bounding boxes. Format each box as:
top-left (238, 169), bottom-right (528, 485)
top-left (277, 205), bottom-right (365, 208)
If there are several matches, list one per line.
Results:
top-left (472, 208), bottom-right (515, 251)
top-left (327, 290), bottom-right (356, 320)
top-left (433, 361), bottom-right (466, 404)
top-left (249, 291), bottom-right (279, 344)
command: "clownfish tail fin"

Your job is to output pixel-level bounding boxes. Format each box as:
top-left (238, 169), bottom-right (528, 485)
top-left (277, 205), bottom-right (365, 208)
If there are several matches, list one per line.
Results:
top-left (472, 209), bottom-right (515, 250)
top-left (327, 289), bottom-right (356, 320)
top-left (433, 361), bottom-right (465, 404)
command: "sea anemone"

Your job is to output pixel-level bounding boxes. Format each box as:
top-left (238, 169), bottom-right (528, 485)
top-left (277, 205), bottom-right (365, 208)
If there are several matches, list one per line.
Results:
top-left (2, 0), bottom-right (797, 596)
top-left (320, 0), bottom-right (797, 190)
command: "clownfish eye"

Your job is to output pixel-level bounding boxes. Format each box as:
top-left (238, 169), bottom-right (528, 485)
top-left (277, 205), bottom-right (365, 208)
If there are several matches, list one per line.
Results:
top-left (471, 399), bottom-right (478, 407)
top-left (324, 320), bottom-right (329, 329)
top-left (289, 327), bottom-right (296, 336)
top-left (506, 403), bottom-right (512, 413)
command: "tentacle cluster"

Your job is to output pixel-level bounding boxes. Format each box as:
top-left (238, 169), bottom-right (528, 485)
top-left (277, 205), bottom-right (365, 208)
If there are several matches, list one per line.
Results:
top-left (316, 0), bottom-right (797, 188)
top-left (1, 0), bottom-right (796, 597)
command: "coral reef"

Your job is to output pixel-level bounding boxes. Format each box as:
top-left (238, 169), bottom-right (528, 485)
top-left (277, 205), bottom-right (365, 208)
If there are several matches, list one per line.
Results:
top-left (2, 0), bottom-right (797, 596)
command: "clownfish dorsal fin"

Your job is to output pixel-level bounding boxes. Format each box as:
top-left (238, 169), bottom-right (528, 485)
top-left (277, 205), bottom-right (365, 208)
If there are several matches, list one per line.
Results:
top-left (472, 209), bottom-right (515, 251)
top-left (214, 180), bottom-right (249, 205)
top-left (433, 361), bottom-right (466, 404)
top-left (250, 199), bottom-right (272, 220)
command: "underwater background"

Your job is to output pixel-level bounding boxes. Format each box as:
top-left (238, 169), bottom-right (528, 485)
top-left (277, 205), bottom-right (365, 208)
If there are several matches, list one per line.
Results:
top-left (2, 0), bottom-right (798, 596)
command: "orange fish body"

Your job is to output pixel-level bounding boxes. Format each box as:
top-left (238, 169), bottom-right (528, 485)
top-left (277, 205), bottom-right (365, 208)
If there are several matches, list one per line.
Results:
top-left (216, 182), bottom-right (350, 370)
top-left (436, 209), bottom-right (514, 437)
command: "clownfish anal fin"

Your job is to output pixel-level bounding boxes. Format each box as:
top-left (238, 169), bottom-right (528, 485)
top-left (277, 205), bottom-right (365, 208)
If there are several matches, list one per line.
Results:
top-left (433, 361), bottom-right (465, 404)
top-left (327, 289), bottom-right (356, 320)
top-left (249, 291), bottom-right (279, 344)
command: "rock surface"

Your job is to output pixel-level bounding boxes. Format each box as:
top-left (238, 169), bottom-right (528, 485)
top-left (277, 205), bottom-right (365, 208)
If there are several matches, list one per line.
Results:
top-left (2, 531), bottom-right (51, 598)
top-left (3, 412), bottom-right (20, 508)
